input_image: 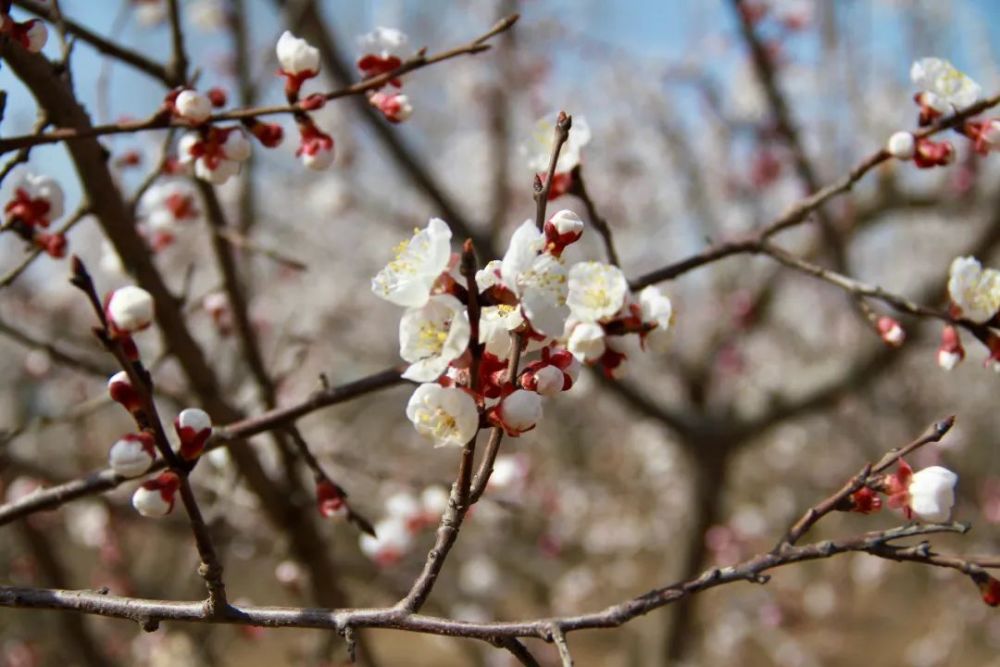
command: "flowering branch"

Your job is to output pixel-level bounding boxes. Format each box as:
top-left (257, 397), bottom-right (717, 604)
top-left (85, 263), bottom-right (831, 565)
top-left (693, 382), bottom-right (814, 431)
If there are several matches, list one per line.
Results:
top-left (11, 0), bottom-right (173, 82)
top-left (629, 90), bottom-right (1000, 292)
top-left (0, 522), bottom-right (987, 642)
top-left (0, 13), bottom-right (520, 154)
top-left (67, 258), bottom-right (230, 614)
top-left (0, 367), bottom-right (406, 527)
top-left (779, 416), bottom-right (956, 547)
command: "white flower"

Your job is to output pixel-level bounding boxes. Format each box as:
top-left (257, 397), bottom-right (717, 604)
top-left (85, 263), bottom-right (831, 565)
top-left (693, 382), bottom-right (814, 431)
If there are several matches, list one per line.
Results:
top-left (399, 294), bottom-right (471, 382)
top-left (358, 26), bottom-right (407, 58)
top-left (886, 131), bottom-right (915, 160)
top-left (478, 305), bottom-right (521, 359)
top-left (495, 389), bottom-right (542, 435)
top-left (911, 57), bottom-right (981, 112)
top-left (639, 286), bottom-right (674, 352)
top-left (139, 181), bottom-right (200, 228)
top-left (948, 256), bottom-right (1000, 323)
top-left (221, 128), bottom-right (252, 161)
top-left (501, 220), bottom-right (546, 286)
top-left (106, 286), bottom-right (155, 333)
top-left (372, 218), bottom-right (453, 307)
top-left (276, 31), bottom-right (320, 75)
top-left (24, 20), bottom-right (47, 53)
top-left (500, 220), bottom-right (569, 336)
top-left (567, 261), bottom-right (628, 323)
top-left (175, 90), bottom-right (212, 123)
top-left (525, 113), bottom-right (592, 173)
top-left (405, 383), bottom-right (479, 448)
top-left (475, 259), bottom-right (503, 292)
top-left (12, 171), bottom-right (64, 222)
top-left (360, 517), bottom-right (412, 565)
top-left (420, 486), bottom-right (450, 516)
top-left (908, 466), bottom-right (958, 522)
top-left (108, 434), bottom-right (155, 477)
top-left (567, 321), bottom-right (606, 361)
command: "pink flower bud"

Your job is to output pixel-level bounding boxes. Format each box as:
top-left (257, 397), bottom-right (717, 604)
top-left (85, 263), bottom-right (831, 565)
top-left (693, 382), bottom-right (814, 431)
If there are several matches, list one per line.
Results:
top-left (316, 480), bottom-right (348, 520)
top-left (876, 316), bottom-right (905, 347)
top-left (174, 90), bottom-right (212, 123)
top-left (297, 123), bottom-right (335, 170)
top-left (369, 91), bottom-right (412, 123)
top-left (132, 472), bottom-right (180, 517)
top-left (174, 408), bottom-right (212, 460)
top-left (979, 575), bottom-right (1000, 607)
top-left (247, 120), bottom-right (284, 147)
top-left (105, 286), bottom-right (154, 334)
top-left (544, 209), bottom-right (584, 256)
top-left (109, 433), bottom-right (156, 477)
top-left (937, 325), bottom-right (965, 371)
top-left (207, 87), bottom-right (227, 108)
top-left (491, 389), bottom-right (542, 436)
top-left (108, 371), bottom-right (143, 414)
top-left (913, 137), bottom-right (954, 169)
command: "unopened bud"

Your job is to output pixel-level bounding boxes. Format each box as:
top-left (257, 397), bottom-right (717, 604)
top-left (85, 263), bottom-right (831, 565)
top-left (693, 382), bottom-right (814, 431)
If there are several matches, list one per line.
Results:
top-left (886, 131), bottom-right (916, 160)
top-left (109, 433), bottom-right (156, 477)
top-left (316, 480), bottom-right (348, 520)
top-left (937, 325), bottom-right (965, 371)
top-left (876, 316), bottom-right (905, 347)
top-left (106, 286), bottom-right (154, 334)
top-left (108, 371), bottom-right (143, 414)
top-left (132, 471), bottom-right (180, 517)
top-left (174, 408), bottom-right (212, 460)
top-left (174, 90), bottom-right (212, 123)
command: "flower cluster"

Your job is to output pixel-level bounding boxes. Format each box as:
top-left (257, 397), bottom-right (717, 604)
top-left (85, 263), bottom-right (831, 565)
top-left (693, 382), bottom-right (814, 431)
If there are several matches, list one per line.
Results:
top-left (4, 171), bottom-right (67, 258)
top-left (523, 113), bottom-right (592, 199)
top-left (937, 256), bottom-right (1000, 371)
top-left (177, 125), bottom-right (252, 184)
top-left (357, 28), bottom-right (413, 124)
top-left (359, 486), bottom-right (449, 566)
top-left (845, 459), bottom-right (959, 524)
top-left (887, 58), bottom-right (1000, 170)
top-left (138, 180), bottom-right (201, 251)
top-left (372, 212), bottom-right (673, 447)
top-left (107, 363), bottom-right (215, 517)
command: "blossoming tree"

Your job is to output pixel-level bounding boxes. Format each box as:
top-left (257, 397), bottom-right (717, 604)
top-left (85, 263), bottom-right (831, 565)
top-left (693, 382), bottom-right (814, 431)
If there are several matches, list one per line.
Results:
top-left (3, 1), bottom-right (1000, 666)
